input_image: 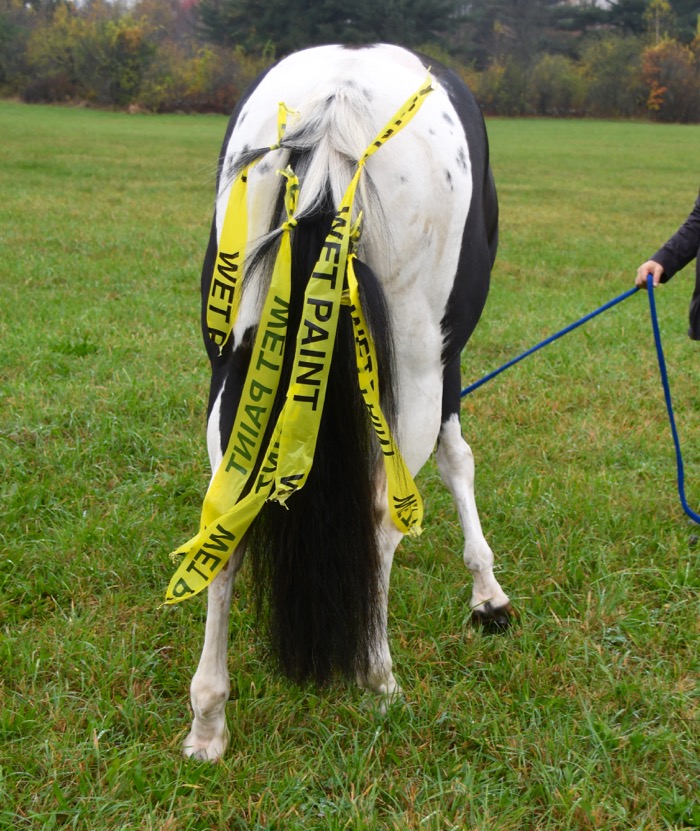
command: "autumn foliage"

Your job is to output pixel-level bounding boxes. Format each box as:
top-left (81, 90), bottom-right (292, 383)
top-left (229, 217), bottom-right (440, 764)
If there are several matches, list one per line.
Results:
top-left (1, 0), bottom-right (699, 120)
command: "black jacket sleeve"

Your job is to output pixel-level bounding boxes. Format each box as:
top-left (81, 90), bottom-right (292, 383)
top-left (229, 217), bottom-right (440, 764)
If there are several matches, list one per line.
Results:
top-left (652, 195), bottom-right (700, 282)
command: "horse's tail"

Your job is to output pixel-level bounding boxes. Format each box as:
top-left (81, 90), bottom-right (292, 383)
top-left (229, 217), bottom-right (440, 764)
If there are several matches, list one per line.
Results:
top-left (244, 87), bottom-right (396, 686)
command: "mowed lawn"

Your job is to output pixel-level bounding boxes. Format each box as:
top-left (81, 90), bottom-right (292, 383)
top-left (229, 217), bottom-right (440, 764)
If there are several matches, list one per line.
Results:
top-left (0, 100), bottom-right (698, 830)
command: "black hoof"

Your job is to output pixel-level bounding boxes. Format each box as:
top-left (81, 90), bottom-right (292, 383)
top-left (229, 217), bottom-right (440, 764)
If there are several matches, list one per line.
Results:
top-left (471, 602), bottom-right (516, 635)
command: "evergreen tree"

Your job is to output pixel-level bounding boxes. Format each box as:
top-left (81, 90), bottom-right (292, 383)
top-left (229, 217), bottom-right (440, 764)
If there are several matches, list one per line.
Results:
top-left (669, 0), bottom-right (700, 42)
top-left (197, 0), bottom-right (463, 54)
top-left (607, 0), bottom-right (696, 43)
top-left (606, 0), bottom-right (648, 35)
top-left (457, 0), bottom-right (579, 70)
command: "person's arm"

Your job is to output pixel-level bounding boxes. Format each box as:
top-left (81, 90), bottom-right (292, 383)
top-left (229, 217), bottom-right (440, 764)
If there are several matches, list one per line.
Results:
top-left (636, 195), bottom-right (700, 288)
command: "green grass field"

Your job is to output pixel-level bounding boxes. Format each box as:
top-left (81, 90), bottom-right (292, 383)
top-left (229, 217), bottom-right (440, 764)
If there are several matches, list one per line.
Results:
top-left (1, 100), bottom-right (698, 830)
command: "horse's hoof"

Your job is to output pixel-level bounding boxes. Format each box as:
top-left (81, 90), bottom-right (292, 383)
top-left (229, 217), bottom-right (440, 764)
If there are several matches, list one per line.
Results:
top-left (183, 725), bottom-right (230, 762)
top-left (471, 601), bottom-right (515, 634)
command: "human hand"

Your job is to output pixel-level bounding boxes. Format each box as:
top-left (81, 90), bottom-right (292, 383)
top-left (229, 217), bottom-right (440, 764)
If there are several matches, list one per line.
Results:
top-left (636, 260), bottom-right (664, 288)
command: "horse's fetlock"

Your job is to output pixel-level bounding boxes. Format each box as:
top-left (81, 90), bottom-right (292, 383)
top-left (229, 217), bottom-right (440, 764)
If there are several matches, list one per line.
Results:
top-left (463, 542), bottom-right (493, 572)
top-left (191, 678), bottom-right (229, 721)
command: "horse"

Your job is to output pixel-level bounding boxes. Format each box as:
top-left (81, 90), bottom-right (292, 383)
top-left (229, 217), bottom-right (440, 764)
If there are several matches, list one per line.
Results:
top-left (173, 43), bottom-right (513, 761)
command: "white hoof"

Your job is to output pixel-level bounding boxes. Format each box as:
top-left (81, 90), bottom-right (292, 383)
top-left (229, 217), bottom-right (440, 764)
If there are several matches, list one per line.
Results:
top-left (183, 722), bottom-right (230, 762)
top-left (378, 684), bottom-right (403, 716)
top-left (359, 670), bottom-right (403, 715)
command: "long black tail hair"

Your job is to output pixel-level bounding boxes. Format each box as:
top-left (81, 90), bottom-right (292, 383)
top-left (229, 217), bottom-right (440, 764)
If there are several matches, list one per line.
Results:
top-left (241, 94), bottom-right (398, 686)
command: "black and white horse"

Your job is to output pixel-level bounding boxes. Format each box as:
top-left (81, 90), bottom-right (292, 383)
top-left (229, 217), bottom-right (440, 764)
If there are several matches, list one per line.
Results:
top-left (182, 44), bottom-right (512, 761)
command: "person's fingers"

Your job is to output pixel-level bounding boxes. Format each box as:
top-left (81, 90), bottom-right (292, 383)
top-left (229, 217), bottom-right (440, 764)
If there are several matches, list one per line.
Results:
top-left (636, 260), bottom-right (663, 288)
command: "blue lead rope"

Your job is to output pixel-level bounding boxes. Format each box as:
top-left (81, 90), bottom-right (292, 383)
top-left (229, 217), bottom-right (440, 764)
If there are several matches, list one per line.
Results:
top-left (461, 274), bottom-right (700, 524)
top-left (645, 275), bottom-right (700, 524)
top-left (460, 286), bottom-right (641, 396)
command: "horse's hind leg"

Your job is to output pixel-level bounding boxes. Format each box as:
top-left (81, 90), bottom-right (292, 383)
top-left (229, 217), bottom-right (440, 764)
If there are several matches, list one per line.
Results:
top-left (358, 510), bottom-right (403, 710)
top-left (183, 551), bottom-right (242, 761)
top-left (437, 357), bottom-right (513, 631)
top-left (183, 381), bottom-right (243, 761)
top-left (360, 361), bottom-right (450, 706)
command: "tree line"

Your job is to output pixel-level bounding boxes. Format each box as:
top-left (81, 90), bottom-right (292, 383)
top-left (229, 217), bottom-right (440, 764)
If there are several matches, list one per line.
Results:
top-left (1, 0), bottom-right (699, 121)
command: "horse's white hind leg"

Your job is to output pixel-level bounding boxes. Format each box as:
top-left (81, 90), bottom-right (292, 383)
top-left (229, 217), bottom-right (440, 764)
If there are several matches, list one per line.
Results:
top-left (358, 356), bottom-right (449, 705)
top-left (183, 552), bottom-right (241, 761)
top-left (436, 413), bottom-right (514, 630)
top-left (358, 511), bottom-right (403, 712)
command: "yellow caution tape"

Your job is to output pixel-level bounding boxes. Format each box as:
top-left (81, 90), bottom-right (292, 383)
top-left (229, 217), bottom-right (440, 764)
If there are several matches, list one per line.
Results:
top-left (205, 104), bottom-right (297, 353)
top-left (166, 423), bottom-right (284, 602)
top-left (273, 77), bottom-right (434, 505)
top-left (199, 169), bottom-right (299, 529)
top-left (205, 165), bottom-right (248, 351)
top-left (166, 77), bottom-right (432, 604)
top-left (345, 253), bottom-right (423, 535)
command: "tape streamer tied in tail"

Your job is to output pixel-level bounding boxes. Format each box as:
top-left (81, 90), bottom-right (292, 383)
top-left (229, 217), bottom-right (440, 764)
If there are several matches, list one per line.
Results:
top-left (165, 77), bottom-right (433, 604)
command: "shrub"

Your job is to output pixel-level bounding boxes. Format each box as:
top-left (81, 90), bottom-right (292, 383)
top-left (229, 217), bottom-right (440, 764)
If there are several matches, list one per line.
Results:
top-left (21, 5), bottom-right (153, 106)
top-left (136, 43), bottom-right (271, 113)
top-left (101, 17), bottom-right (155, 106)
top-left (475, 58), bottom-right (528, 116)
top-left (580, 34), bottom-right (647, 118)
top-left (527, 54), bottom-right (587, 116)
top-left (0, 0), bottom-right (31, 94)
top-left (642, 37), bottom-right (700, 122)
top-left (22, 3), bottom-right (82, 102)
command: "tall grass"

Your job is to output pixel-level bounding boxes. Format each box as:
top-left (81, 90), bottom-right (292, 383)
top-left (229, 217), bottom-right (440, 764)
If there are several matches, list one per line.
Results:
top-left (1, 101), bottom-right (698, 830)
